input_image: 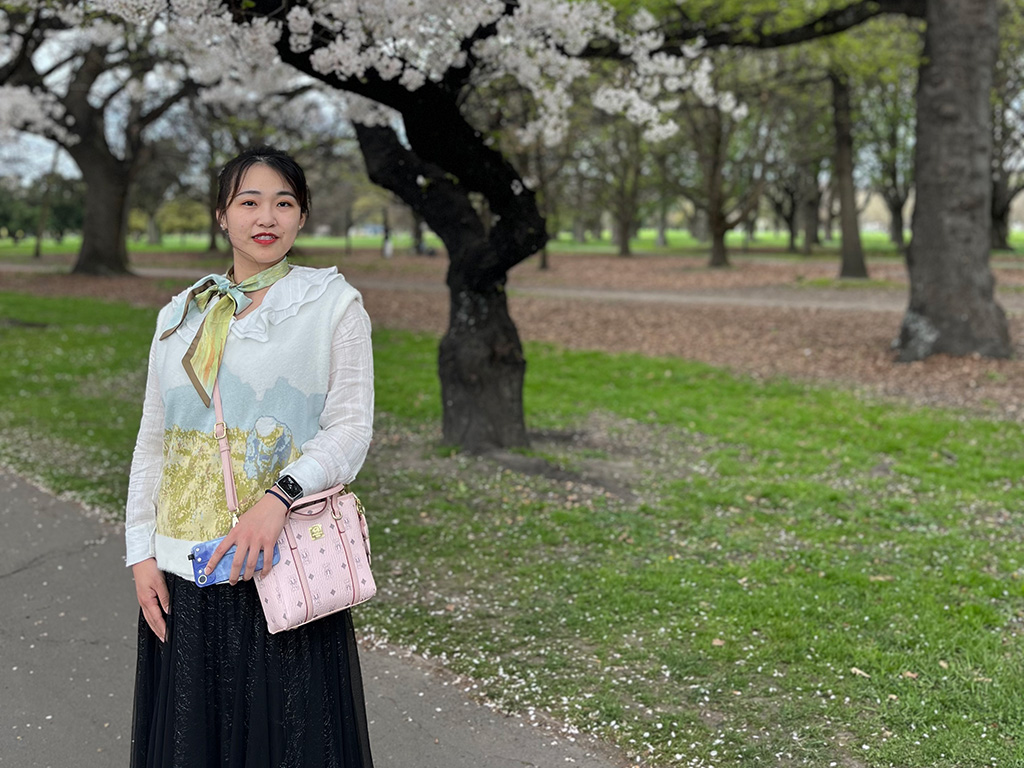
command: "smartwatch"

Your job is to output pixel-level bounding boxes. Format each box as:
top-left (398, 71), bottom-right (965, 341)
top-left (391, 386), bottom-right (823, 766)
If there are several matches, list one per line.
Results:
top-left (275, 475), bottom-right (304, 503)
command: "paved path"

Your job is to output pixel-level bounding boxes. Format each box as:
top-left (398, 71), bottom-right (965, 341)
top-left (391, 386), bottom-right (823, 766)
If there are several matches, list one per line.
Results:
top-left (0, 469), bottom-right (627, 768)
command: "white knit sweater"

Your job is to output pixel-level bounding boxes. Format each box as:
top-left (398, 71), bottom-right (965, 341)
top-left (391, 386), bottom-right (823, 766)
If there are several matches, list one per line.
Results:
top-left (124, 266), bottom-right (374, 579)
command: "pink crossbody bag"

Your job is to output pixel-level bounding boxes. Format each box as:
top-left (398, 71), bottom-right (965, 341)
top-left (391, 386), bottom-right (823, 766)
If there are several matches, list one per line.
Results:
top-left (211, 381), bottom-right (376, 633)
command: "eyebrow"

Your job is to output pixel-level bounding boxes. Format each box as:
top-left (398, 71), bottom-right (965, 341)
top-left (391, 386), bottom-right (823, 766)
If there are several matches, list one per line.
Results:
top-left (236, 189), bottom-right (298, 198)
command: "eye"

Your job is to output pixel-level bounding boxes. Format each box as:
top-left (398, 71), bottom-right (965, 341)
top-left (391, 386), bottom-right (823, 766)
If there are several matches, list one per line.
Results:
top-left (239, 200), bottom-right (257, 207)
top-left (277, 200), bottom-right (293, 207)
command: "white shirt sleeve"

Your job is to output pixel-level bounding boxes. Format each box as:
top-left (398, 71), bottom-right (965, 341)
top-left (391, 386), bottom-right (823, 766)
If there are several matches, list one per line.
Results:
top-left (279, 299), bottom-right (374, 495)
top-left (124, 326), bottom-right (165, 567)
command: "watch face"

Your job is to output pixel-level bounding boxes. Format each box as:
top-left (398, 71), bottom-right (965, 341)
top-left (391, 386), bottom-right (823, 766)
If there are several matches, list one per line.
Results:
top-left (278, 475), bottom-right (303, 500)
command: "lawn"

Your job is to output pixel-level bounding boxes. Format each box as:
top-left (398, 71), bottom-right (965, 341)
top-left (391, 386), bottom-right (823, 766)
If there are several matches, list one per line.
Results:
top-left (1, 290), bottom-right (1022, 767)
top-left (4, 228), bottom-right (1024, 263)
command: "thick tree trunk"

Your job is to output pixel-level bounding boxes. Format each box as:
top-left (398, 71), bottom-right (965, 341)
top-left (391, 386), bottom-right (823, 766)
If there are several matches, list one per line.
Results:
top-left (69, 150), bottom-right (131, 275)
top-left (898, 0), bottom-right (1010, 360)
top-left (708, 213), bottom-right (730, 267)
top-left (354, 121), bottom-right (541, 451)
top-left (831, 71), bottom-right (868, 279)
top-left (439, 287), bottom-right (527, 448)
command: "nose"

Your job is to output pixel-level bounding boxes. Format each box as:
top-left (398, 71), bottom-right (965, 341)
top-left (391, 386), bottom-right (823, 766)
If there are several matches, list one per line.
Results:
top-left (256, 206), bottom-right (277, 228)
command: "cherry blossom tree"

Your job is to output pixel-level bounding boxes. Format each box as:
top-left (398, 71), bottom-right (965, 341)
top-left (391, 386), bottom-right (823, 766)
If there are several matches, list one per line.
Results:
top-left (96, 0), bottom-right (707, 452)
top-left (4, 0), bottom-right (719, 451)
top-left (0, 2), bottom-right (312, 274)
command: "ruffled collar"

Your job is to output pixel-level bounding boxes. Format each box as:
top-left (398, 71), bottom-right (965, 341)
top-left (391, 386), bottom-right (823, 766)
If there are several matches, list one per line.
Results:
top-left (166, 265), bottom-right (342, 344)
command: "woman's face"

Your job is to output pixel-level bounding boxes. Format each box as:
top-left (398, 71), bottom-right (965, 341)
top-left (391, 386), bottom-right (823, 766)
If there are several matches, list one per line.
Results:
top-left (218, 164), bottom-right (306, 280)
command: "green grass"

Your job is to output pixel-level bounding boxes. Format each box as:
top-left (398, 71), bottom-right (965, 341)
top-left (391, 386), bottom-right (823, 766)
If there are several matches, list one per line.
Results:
top-left (2, 292), bottom-right (1024, 767)
top-left (6, 228), bottom-right (1024, 262)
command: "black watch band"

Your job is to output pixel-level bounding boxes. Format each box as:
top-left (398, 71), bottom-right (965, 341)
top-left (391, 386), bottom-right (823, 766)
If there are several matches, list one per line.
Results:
top-left (275, 475), bottom-right (303, 502)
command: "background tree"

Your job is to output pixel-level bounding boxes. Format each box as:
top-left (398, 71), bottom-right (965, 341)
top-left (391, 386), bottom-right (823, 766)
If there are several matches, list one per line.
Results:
top-left (632, 0), bottom-right (1010, 356)
top-left (673, 53), bottom-right (770, 268)
top-left (594, 116), bottom-right (652, 257)
top-left (991, 0), bottom-right (1024, 251)
top-left (131, 138), bottom-right (193, 245)
top-left (0, 7), bottom-right (200, 273)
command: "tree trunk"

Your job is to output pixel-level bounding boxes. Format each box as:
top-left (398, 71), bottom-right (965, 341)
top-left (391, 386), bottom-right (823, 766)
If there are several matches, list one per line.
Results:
top-left (831, 71), bottom-right (868, 278)
top-left (412, 211), bottom-right (425, 253)
top-left (898, 0), bottom-right (1010, 361)
top-left (146, 214), bottom-right (162, 246)
top-left (799, 163), bottom-right (818, 255)
top-left (709, 229), bottom-right (729, 267)
top-left (708, 208), bottom-right (730, 267)
top-left (689, 209), bottom-right (708, 242)
top-left (787, 209), bottom-right (798, 252)
top-left (354, 121), bottom-right (541, 451)
top-left (69, 150), bottom-right (131, 275)
top-left (439, 287), bottom-right (527, 448)
top-left (538, 246), bottom-right (549, 270)
top-left (991, 172), bottom-right (1013, 251)
top-left (656, 200), bottom-right (669, 247)
top-left (572, 219), bottom-right (586, 243)
top-left (886, 196), bottom-right (906, 251)
top-left (615, 211), bottom-right (632, 256)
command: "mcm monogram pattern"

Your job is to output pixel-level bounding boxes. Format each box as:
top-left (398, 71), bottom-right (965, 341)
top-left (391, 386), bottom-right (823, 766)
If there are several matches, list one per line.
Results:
top-left (256, 488), bottom-right (376, 634)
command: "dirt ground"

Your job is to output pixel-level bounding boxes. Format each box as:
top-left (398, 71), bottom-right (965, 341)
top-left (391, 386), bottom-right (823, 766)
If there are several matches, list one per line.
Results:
top-left (3, 250), bottom-right (1024, 420)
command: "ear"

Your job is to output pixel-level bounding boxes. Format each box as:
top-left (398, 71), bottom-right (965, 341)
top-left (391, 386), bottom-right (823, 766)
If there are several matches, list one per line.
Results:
top-left (299, 213), bottom-right (307, 230)
top-left (217, 211), bottom-right (226, 230)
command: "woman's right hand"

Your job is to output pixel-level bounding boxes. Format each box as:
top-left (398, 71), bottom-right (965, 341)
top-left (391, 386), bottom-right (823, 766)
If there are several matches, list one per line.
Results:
top-left (132, 558), bottom-right (170, 642)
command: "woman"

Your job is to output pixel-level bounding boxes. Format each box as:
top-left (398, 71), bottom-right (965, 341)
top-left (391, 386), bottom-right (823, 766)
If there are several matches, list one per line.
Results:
top-left (125, 146), bottom-right (375, 767)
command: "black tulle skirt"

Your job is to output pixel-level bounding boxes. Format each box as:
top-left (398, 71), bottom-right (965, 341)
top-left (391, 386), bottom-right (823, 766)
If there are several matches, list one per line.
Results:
top-left (130, 573), bottom-right (373, 768)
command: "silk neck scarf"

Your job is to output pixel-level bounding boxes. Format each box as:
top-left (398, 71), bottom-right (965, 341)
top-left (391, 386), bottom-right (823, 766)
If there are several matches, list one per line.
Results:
top-left (160, 259), bottom-right (291, 407)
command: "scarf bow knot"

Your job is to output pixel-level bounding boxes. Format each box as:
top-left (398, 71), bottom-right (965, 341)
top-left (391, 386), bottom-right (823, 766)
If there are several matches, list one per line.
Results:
top-left (160, 260), bottom-right (290, 406)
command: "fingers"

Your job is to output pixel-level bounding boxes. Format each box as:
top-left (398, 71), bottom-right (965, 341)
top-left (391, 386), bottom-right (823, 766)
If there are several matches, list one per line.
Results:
top-left (156, 574), bottom-right (171, 615)
top-left (258, 556), bottom-right (274, 579)
top-left (205, 535), bottom-right (235, 576)
top-left (228, 545), bottom-right (247, 585)
top-left (140, 591), bottom-right (167, 642)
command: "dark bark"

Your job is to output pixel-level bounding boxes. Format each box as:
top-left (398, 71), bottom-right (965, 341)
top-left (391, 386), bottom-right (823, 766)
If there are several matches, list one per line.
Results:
top-left (614, 212), bottom-right (633, 256)
top-left (830, 71), bottom-right (868, 278)
top-left (709, 224), bottom-right (729, 268)
top-left (68, 145), bottom-right (132, 274)
top-left (898, 0), bottom-right (1010, 360)
top-left (353, 123), bottom-right (536, 451)
top-left (991, 171), bottom-right (1017, 251)
top-left (766, 178), bottom-right (799, 252)
top-left (799, 162), bottom-right (820, 255)
top-left (887, 201), bottom-right (906, 250)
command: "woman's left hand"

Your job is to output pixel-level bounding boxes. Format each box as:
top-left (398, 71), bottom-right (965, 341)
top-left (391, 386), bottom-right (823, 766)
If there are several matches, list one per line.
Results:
top-left (205, 493), bottom-right (290, 584)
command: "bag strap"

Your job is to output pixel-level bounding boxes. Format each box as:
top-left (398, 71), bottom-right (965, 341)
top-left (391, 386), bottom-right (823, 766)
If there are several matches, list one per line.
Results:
top-left (210, 380), bottom-right (350, 522)
top-left (211, 379), bottom-right (240, 524)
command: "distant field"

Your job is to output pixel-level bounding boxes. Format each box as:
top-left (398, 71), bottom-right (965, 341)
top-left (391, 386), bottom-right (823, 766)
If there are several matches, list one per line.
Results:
top-left (3, 229), bottom-right (1023, 262)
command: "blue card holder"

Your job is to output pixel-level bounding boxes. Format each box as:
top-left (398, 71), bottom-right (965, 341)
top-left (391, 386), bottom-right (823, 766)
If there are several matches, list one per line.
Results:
top-left (188, 536), bottom-right (281, 587)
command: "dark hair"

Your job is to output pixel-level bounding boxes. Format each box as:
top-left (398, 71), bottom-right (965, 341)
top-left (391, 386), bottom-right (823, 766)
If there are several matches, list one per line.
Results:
top-left (216, 146), bottom-right (311, 217)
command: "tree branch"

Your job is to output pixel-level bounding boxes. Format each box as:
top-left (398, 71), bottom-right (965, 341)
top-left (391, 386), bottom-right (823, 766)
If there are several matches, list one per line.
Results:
top-left (582, 0), bottom-right (926, 59)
